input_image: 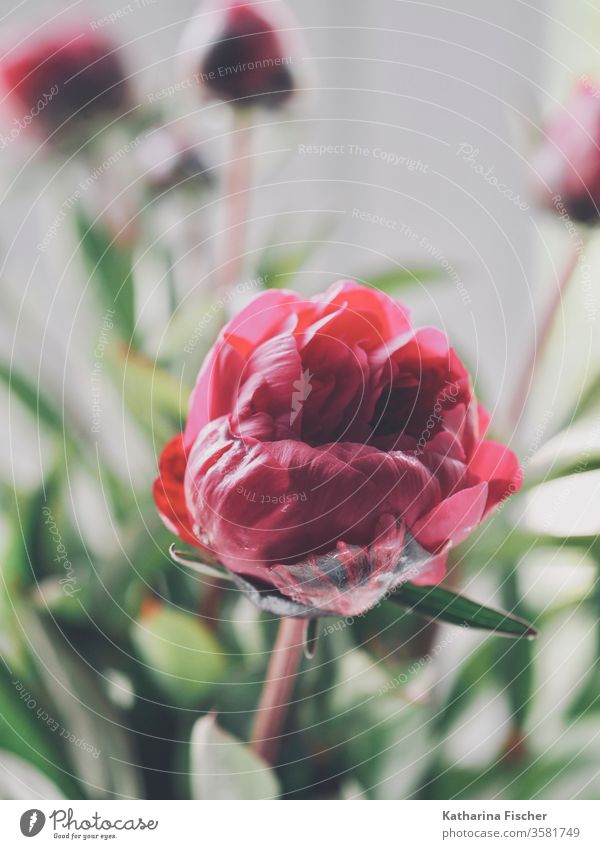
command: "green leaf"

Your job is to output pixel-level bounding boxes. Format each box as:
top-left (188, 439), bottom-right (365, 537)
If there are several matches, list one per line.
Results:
top-left (258, 247), bottom-right (314, 289)
top-left (0, 664), bottom-right (78, 797)
top-left (388, 583), bottom-right (537, 639)
top-left (433, 640), bottom-right (495, 734)
top-left (1, 487), bottom-right (54, 676)
top-left (526, 413), bottom-right (600, 485)
top-left (131, 604), bottom-right (227, 706)
top-left (75, 207), bottom-right (136, 341)
top-left (190, 713), bottom-right (280, 800)
top-left (107, 347), bottom-right (189, 443)
top-left (359, 266), bottom-right (442, 293)
top-left (567, 664), bottom-right (600, 719)
top-left (23, 612), bottom-right (142, 800)
top-left (0, 750), bottom-right (65, 800)
top-left (493, 566), bottom-right (534, 727)
top-left (0, 363), bottom-right (62, 433)
top-left (523, 470), bottom-right (600, 538)
top-left (257, 220), bottom-right (336, 289)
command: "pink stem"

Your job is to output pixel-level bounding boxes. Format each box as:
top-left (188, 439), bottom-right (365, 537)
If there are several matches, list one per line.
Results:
top-left (510, 242), bottom-right (582, 426)
top-left (217, 110), bottom-right (253, 296)
top-left (250, 617), bottom-right (305, 765)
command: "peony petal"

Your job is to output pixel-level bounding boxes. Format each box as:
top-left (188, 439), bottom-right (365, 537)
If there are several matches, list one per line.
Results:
top-left (184, 289), bottom-right (303, 447)
top-left (469, 439), bottom-right (523, 514)
top-left (478, 403), bottom-right (492, 438)
top-left (185, 417), bottom-right (440, 578)
top-left (317, 280), bottom-right (412, 337)
top-left (410, 551), bottom-right (449, 586)
top-left (233, 332), bottom-right (303, 438)
top-left (412, 481), bottom-right (488, 551)
top-left (153, 434), bottom-right (201, 548)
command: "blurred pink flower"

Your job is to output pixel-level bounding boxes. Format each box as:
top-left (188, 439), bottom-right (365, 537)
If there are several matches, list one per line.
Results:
top-left (535, 79), bottom-right (600, 222)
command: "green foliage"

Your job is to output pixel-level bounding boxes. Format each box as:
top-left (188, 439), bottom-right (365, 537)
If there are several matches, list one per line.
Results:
top-left (75, 207), bottom-right (136, 343)
top-left (130, 604), bottom-right (227, 707)
top-left (190, 714), bottom-right (280, 800)
top-left (389, 582), bottom-right (537, 639)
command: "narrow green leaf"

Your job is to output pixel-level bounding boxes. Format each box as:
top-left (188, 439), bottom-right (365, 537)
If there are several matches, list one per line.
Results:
top-left (389, 582), bottom-right (537, 639)
top-left (494, 566), bottom-right (534, 726)
top-left (433, 640), bottom-right (495, 734)
top-left (0, 363), bottom-right (62, 432)
top-left (359, 266), bottom-right (442, 293)
top-left (75, 207), bottom-right (136, 341)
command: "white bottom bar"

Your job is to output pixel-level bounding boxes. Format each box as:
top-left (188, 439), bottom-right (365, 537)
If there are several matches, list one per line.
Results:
top-left (0, 799), bottom-right (598, 848)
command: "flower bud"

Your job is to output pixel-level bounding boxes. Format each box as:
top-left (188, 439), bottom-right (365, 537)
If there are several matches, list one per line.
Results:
top-left (181, 0), bottom-right (299, 109)
top-left (1, 29), bottom-right (130, 143)
top-left (534, 79), bottom-right (600, 223)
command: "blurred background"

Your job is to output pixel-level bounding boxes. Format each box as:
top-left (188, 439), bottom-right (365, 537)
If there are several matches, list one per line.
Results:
top-left (3, 0), bottom-right (600, 800)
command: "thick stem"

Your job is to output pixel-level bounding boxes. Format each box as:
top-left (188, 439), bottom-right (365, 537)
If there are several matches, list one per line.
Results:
top-left (198, 579), bottom-right (224, 632)
top-left (510, 242), bottom-right (582, 427)
top-left (250, 616), bottom-right (305, 765)
top-left (217, 110), bottom-right (253, 296)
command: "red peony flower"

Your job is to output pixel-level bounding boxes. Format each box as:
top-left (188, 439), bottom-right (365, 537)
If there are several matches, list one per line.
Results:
top-left (181, 0), bottom-right (298, 108)
top-left (534, 79), bottom-right (600, 222)
top-left (1, 30), bottom-right (130, 140)
top-left (154, 282), bottom-right (522, 616)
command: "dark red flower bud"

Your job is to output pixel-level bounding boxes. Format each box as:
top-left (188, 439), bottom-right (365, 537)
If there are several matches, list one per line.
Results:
top-left (182, 1), bottom-right (298, 109)
top-left (1, 30), bottom-right (130, 141)
top-left (534, 79), bottom-right (600, 223)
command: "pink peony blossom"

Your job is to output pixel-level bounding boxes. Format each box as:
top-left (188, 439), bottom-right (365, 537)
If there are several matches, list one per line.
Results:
top-left (154, 282), bottom-right (522, 616)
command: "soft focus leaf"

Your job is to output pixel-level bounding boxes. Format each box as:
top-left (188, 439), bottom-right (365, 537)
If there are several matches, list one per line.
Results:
top-left (258, 247), bottom-right (315, 289)
top-left (526, 413), bottom-right (600, 483)
top-left (523, 470), bottom-right (600, 537)
top-left (108, 347), bottom-right (188, 442)
top-left (434, 640), bottom-right (496, 734)
top-left (0, 664), bottom-right (76, 796)
top-left (23, 612), bottom-right (142, 799)
top-left (567, 665), bottom-right (600, 718)
top-left (0, 363), bottom-right (62, 433)
top-left (360, 266), bottom-right (442, 293)
top-left (131, 604), bottom-right (227, 706)
top-left (0, 750), bottom-right (65, 800)
top-left (389, 583), bottom-right (537, 638)
top-left (190, 713), bottom-right (280, 800)
top-left (75, 207), bottom-right (136, 341)
top-left (494, 567), bottom-right (534, 727)
top-left (257, 220), bottom-right (335, 289)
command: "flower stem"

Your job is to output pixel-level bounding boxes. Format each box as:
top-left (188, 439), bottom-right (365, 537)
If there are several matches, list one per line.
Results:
top-left (217, 109), bottom-right (253, 296)
top-left (250, 616), bottom-right (305, 765)
top-left (510, 241), bottom-right (583, 427)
